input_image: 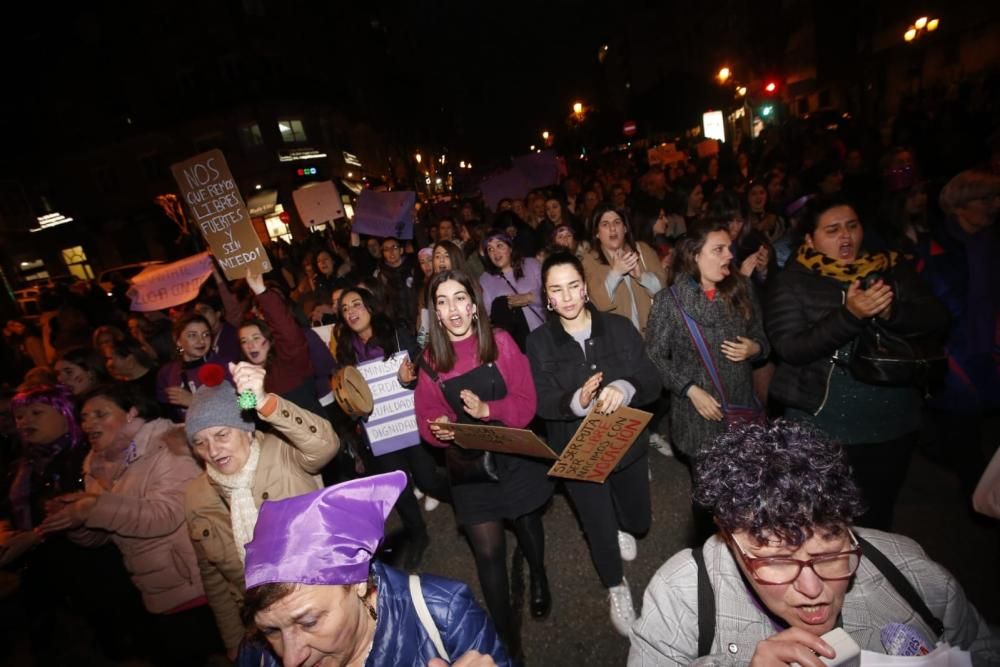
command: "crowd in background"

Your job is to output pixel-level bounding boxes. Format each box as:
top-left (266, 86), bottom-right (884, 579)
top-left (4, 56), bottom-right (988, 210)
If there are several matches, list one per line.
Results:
top-left (1, 103), bottom-right (999, 666)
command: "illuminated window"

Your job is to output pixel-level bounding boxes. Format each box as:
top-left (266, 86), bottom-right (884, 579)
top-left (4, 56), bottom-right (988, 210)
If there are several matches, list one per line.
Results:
top-left (278, 119), bottom-right (307, 143)
top-left (61, 246), bottom-right (94, 280)
top-left (264, 205), bottom-right (292, 244)
top-left (239, 123), bottom-right (264, 148)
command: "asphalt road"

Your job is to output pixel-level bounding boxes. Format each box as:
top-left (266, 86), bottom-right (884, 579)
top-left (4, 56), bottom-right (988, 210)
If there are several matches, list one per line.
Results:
top-left (386, 443), bottom-right (1000, 666)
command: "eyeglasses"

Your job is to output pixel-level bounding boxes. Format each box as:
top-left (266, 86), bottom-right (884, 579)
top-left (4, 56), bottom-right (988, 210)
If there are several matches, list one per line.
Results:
top-left (727, 530), bottom-right (862, 585)
top-left (382, 245), bottom-right (401, 253)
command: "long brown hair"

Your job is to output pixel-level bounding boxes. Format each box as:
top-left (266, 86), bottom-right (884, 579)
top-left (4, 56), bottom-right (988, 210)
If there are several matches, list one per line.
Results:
top-left (671, 220), bottom-right (753, 320)
top-left (424, 270), bottom-right (497, 373)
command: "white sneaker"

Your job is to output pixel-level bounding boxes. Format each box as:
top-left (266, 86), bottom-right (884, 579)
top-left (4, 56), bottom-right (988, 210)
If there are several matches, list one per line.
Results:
top-left (617, 530), bottom-right (637, 562)
top-left (648, 432), bottom-right (673, 457)
top-left (413, 488), bottom-right (425, 501)
top-left (608, 578), bottom-right (636, 637)
top-left (424, 496), bottom-right (440, 512)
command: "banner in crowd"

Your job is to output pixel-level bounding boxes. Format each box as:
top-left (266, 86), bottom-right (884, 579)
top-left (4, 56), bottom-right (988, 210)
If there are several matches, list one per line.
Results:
top-left (127, 252), bottom-right (214, 312)
top-left (352, 190), bottom-right (416, 239)
top-left (449, 423), bottom-right (558, 460)
top-left (547, 407), bottom-right (652, 483)
top-left (170, 149), bottom-right (272, 280)
top-left (647, 145), bottom-right (687, 167)
top-left (357, 351), bottom-right (419, 455)
top-left (292, 180), bottom-right (345, 227)
top-left (480, 150), bottom-right (560, 210)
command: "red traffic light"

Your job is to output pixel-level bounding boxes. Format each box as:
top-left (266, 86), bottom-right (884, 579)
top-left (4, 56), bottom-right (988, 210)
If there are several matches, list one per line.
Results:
top-left (764, 81), bottom-right (778, 94)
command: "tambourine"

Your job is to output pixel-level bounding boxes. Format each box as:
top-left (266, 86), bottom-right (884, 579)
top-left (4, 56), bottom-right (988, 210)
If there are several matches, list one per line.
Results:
top-left (331, 366), bottom-right (374, 419)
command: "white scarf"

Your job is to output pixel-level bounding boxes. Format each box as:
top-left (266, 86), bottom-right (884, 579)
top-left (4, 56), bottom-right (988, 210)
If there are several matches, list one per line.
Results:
top-left (206, 438), bottom-right (261, 564)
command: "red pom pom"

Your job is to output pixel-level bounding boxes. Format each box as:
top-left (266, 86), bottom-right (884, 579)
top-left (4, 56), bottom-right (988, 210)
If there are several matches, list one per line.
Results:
top-left (198, 363), bottom-right (226, 387)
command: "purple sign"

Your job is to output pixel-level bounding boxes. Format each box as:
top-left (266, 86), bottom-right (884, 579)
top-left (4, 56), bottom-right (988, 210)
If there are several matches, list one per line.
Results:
top-left (358, 352), bottom-right (420, 456)
top-left (480, 150), bottom-right (560, 210)
top-left (352, 190), bottom-right (416, 240)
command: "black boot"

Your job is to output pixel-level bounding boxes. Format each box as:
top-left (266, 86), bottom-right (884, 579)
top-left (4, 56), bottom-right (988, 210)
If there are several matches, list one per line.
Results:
top-left (529, 570), bottom-right (551, 619)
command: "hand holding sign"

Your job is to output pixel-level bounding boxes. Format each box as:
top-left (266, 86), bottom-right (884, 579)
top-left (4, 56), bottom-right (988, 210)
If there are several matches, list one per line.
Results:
top-left (595, 385), bottom-right (626, 415)
top-left (428, 416), bottom-right (456, 442)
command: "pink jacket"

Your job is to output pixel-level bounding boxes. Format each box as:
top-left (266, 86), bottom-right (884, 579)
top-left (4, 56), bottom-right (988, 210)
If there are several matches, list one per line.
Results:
top-left (70, 419), bottom-right (204, 613)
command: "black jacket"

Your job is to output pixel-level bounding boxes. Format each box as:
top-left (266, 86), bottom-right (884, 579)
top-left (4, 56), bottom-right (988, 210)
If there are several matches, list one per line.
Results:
top-left (526, 307), bottom-right (661, 463)
top-left (765, 258), bottom-right (950, 413)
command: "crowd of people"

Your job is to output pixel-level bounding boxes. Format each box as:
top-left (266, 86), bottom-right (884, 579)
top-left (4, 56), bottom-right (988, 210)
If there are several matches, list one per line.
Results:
top-left (1, 121), bottom-right (999, 666)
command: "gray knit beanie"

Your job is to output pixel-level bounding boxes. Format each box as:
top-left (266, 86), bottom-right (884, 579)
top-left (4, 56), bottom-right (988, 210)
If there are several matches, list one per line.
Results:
top-left (185, 379), bottom-right (256, 440)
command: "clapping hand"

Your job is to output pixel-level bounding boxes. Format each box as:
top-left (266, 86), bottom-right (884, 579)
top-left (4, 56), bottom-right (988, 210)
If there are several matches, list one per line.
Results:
top-left (579, 372), bottom-right (603, 409)
top-left (845, 279), bottom-right (893, 320)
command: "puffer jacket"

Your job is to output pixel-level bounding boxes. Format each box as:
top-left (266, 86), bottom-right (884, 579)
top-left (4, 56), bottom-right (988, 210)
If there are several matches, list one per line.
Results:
top-left (765, 258), bottom-right (950, 414)
top-left (184, 395), bottom-right (338, 652)
top-left (70, 419), bottom-right (204, 613)
top-left (238, 560), bottom-right (512, 667)
top-left (645, 275), bottom-right (768, 456)
top-left (527, 306), bottom-right (662, 464)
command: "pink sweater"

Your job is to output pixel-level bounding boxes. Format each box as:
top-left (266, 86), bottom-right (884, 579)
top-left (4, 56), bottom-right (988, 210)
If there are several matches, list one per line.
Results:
top-left (415, 330), bottom-right (537, 446)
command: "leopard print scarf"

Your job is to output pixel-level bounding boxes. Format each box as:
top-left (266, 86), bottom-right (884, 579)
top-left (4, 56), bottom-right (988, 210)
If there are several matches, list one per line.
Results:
top-left (795, 245), bottom-right (899, 284)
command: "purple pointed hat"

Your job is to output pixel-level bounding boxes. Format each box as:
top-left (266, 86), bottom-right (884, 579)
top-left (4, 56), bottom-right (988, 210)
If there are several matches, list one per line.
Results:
top-left (244, 471), bottom-right (407, 589)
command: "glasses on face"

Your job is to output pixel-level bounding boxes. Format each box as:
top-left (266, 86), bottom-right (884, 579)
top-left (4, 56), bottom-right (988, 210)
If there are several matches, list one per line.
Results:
top-left (382, 245), bottom-right (401, 253)
top-left (727, 530), bottom-right (862, 585)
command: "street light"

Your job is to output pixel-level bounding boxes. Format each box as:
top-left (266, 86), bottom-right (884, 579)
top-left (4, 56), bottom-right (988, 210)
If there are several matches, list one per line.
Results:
top-left (904, 16), bottom-right (939, 42)
top-left (530, 145), bottom-right (536, 151)
top-left (914, 16), bottom-right (928, 30)
top-left (542, 130), bottom-right (550, 140)
top-left (572, 101), bottom-right (584, 115)
top-left (415, 152), bottom-right (422, 164)
top-left (737, 86), bottom-right (747, 97)
top-left (927, 18), bottom-right (939, 31)
top-left (717, 67), bottom-right (731, 83)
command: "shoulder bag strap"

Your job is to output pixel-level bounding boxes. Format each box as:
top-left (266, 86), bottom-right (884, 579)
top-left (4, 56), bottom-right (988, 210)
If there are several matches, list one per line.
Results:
top-left (409, 574), bottom-right (450, 661)
top-left (691, 544), bottom-right (716, 658)
top-left (668, 286), bottom-right (729, 406)
top-left (856, 535), bottom-right (945, 637)
top-left (415, 355), bottom-right (442, 387)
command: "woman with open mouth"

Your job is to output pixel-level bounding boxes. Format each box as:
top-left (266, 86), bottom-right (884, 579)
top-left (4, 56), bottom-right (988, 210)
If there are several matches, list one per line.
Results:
top-left (155, 313), bottom-right (226, 423)
top-left (39, 383), bottom-right (216, 666)
top-left (645, 218), bottom-right (768, 518)
top-left (765, 194), bottom-right (949, 532)
top-left (478, 230), bottom-right (545, 352)
top-left (182, 360), bottom-right (339, 659)
top-left (414, 270), bottom-right (553, 661)
top-left (581, 204), bottom-right (666, 337)
top-left (238, 268), bottom-right (324, 417)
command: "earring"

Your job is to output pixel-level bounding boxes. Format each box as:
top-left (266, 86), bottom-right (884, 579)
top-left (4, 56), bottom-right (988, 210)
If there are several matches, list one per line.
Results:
top-left (546, 302), bottom-right (554, 311)
top-left (584, 293), bottom-right (590, 303)
top-left (360, 594), bottom-right (377, 621)
top-left (472, 313), bottom-right (479, 322)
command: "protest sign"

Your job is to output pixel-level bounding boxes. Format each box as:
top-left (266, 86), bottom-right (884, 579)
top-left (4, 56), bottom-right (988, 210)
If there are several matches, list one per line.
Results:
top-left (695, 139), bottom-right (720, 158)
top-left (357, 351), bottom-right (419, 455)
top-left (647, 146), bottom-right (687, 167)
top-left (447, 422), bottom-right (558, 460)
top-left (170, 149), bottom-right (271, 280)
top-left (352, 190), bottom-right (416, 239)
top-left (480, 150), bottom-right (560, 210)
top-left (127, 252), bottom-right (214, 312)
top-left (292, 181), bottom-right (345, 227)
top-left (547, 407), bottom-right (652, 483)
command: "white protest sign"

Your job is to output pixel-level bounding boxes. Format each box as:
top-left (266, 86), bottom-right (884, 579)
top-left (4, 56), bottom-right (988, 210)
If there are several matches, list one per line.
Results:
top-left (357, 351), bottom-right (419, 455)
top-left (293, 181), bottom-right (345, 227)
top-left (127, 252), bottom-right (214, 312)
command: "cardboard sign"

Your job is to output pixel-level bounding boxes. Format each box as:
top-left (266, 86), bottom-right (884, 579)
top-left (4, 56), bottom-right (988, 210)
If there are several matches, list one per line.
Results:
top-left (357, 351), bottom-right (419, 455)
top-left (352, 190), bottom-right (416, 239)
top-left (695, 139), bottom-right (720, 158)
top-left (170, 149), bottom-right (271, 280)
top-left (647, 146), bottom-right (687, 167)
top-left (547, 407), bottom-right (652, 483)
top-left (127, 252), bottom-right (214, 312)
top-left (448, 422), bottom-right (559, 460)
top-left (292, 181), bottom-right (345, 227)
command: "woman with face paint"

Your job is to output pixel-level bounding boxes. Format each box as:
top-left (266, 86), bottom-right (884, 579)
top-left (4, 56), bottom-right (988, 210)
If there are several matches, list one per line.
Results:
top-left (581, 204), bottom-right (666, 336)
top-left (526, 252), bottom-right (662, 637)
top-left (155, 313), bottom-right (232, 423)
top-left (414, 270), bottom-right (553, 660)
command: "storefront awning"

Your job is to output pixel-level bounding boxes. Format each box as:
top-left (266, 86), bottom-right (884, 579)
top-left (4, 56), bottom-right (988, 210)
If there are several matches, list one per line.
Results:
top-left (247, 189), bottom-right (278, 217)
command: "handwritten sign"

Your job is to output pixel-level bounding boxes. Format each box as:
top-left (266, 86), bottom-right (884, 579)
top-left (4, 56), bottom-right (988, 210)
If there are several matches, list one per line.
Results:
top-left (127, 252), bottom-right (214, 312)
top-left (170, 149), bottom-right (271, 280)
top-left (547, 407), bottom-right (652, 483)
top-left (352, 190), bottom-right (416, 239)
top-left (647, 146), bottom-right (687, 167)
top-left (357, 351), bottom-right (419, 455)
top-left (293, 181), bottom-right (345, 227)
top-left (448, 423), bottom-right (558, 460)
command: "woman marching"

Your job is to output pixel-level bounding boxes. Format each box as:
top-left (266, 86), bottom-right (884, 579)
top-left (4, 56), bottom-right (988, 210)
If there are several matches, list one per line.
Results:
top-left (414, 270), bottom-right (553, 660)
top-left (526, 252), bottom-right (662, 637)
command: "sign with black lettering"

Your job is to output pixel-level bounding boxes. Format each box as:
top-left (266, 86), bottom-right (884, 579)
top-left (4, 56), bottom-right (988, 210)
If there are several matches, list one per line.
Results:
top-left (170, 150), bottom-right (271, 280)
top-left (547, 407), bottom-right (652, 483)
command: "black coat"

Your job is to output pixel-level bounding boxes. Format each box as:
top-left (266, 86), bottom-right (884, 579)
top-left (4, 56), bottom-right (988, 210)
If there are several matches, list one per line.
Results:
top-left (765, 257), bottom-right (950, 414)
top-left (526, 307), bottom-right (661, 463)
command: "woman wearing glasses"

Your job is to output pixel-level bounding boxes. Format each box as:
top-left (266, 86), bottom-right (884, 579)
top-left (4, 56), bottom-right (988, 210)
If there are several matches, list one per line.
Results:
top-left (629, 420), bottom-right (1000, 666)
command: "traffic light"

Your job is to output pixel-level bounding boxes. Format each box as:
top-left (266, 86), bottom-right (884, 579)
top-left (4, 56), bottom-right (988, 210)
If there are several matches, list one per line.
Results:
top-left (764, 81), bottom-right (778, 94)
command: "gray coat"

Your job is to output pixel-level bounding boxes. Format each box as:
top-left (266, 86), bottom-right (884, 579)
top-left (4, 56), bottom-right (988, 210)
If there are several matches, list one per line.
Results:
top-left (644, 276), bottom-right (768, 456)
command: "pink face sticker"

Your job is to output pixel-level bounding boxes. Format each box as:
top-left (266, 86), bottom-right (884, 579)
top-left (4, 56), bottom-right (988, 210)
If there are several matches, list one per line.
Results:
top-left (465, 304), bottom-right (473, 315)
top-left (579, 288), bottom-right (586, 299)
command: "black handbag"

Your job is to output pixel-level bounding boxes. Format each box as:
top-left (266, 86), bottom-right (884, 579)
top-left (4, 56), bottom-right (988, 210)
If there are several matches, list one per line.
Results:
top-left (416, 358), bottom-right (501, 485)
top-left (848, 319), bottom-right (947, 389)
top-left (445, 446), bottom-right (500, 485)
